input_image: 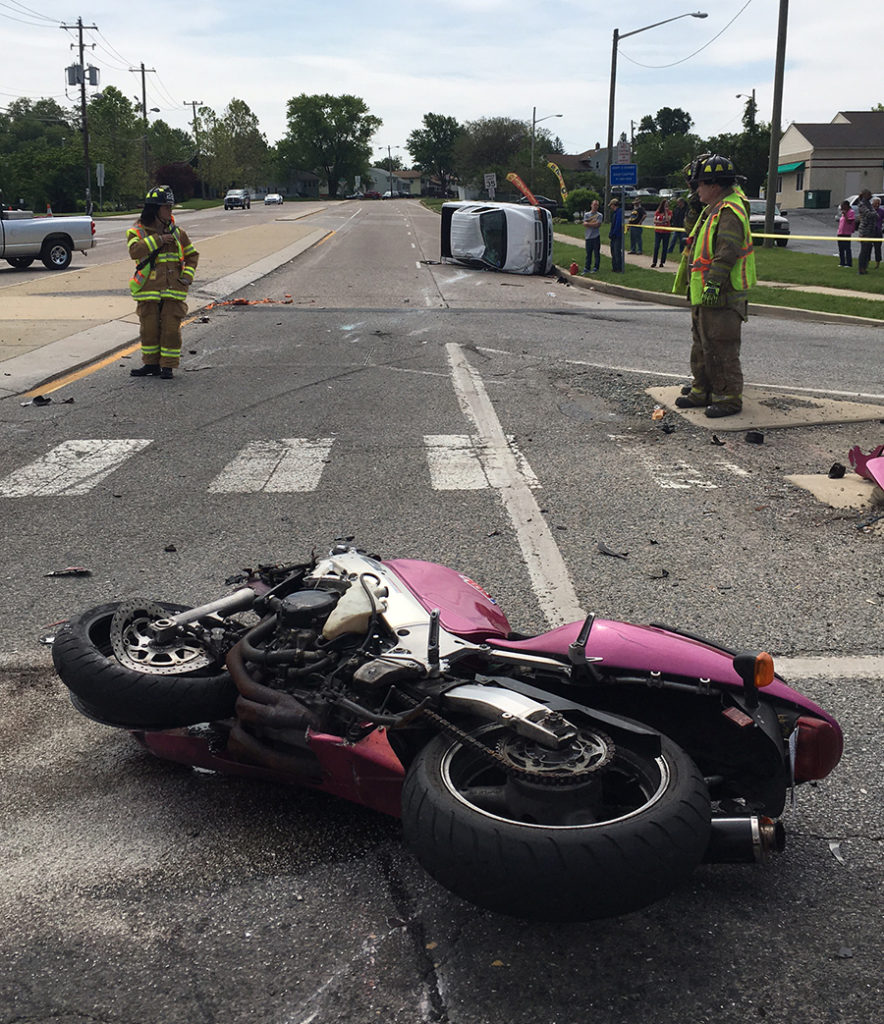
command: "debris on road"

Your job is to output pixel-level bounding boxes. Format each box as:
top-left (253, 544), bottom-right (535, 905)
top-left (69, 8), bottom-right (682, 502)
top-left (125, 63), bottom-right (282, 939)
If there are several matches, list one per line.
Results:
top-left (848, 443), bottom-right (884, 479)
top-left (43, 567), bottom-right (91, 577)
top-left (598, 541), bottom-right (628, 559)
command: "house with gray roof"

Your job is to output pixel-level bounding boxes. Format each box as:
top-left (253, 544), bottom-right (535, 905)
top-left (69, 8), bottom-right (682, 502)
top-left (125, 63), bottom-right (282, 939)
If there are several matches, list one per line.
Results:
top-left (776, 111), bottom-right (884, 209)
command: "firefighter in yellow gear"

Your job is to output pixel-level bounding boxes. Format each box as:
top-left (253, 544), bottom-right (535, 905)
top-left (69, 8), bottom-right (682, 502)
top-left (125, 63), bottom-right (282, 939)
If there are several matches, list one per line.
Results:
top-left (126, 185), bottom-right (199, 379)
top-left (672, 155), bottom-right (756, 418)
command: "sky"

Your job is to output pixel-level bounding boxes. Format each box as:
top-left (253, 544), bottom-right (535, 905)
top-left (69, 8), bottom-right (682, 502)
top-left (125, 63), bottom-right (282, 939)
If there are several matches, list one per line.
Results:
top-left (0, 0), bottom-right (877, 165)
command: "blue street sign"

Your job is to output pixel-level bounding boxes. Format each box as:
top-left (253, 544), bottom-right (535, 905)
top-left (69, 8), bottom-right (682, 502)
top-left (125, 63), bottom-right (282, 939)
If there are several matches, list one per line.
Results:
top-left (610, 163), bottom-right (638, 187)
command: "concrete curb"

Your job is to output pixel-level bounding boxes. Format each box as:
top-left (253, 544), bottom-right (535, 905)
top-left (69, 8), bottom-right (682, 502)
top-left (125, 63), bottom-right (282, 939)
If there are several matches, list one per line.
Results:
top-left (554, 264), bottom-right (884, 328)
top-left (0, 226), bottom-right (330, 399)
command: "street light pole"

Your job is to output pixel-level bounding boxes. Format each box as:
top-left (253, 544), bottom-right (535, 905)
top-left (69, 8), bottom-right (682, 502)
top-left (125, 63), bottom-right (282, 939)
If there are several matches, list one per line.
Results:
top-left (604, 11), bottom-right (707, 212)
top-left (378, 145), bottom-right (401, 196)
top-left (531, 107), bottom-right (562, 190)
top-left (736, 89), bottom-right (757, 130)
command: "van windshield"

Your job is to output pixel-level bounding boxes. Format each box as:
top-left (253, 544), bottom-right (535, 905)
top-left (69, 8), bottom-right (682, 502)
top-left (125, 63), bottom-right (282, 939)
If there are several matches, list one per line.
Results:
top-left (478, 209), bottom-right (507, 268)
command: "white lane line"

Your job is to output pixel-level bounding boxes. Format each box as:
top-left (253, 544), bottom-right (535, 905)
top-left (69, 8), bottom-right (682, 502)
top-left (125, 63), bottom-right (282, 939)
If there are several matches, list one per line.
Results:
top-left (424, 434), bottom-right (540, 491)
top-left (0, 439), bottom-right (152, 497)
top-left (446, 343), bottom-right (583, 626)
top-left (208, 439), bottom-right (335, 493)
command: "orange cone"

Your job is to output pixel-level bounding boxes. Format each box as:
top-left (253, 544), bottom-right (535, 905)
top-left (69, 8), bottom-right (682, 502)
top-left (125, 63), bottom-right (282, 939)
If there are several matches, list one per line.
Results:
top-left (46, 204), bottom-right (53, 216)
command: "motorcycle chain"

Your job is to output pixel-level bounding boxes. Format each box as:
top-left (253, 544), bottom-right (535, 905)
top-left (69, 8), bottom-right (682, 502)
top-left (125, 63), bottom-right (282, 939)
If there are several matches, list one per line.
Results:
top-left (413, 703), bottom-right (614, 786)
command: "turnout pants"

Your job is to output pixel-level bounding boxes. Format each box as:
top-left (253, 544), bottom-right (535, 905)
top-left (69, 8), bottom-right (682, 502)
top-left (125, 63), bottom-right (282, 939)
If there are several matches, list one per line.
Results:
top-left (689, 304), bottom-right (744, 405)
top-left (136, 299), bottom-right (188, 368)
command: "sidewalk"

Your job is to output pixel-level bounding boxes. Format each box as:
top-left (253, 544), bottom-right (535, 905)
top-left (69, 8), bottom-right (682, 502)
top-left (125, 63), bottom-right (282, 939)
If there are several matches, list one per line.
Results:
top-left (0, 211), bottom-right (329, 400)
top-left (553, 231), bottom-right (884, 315)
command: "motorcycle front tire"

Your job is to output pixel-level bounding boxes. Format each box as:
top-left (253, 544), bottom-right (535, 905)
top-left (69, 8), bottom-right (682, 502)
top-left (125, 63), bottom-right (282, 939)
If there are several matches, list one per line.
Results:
top-left (51, 602), bottom-right (237, 729)
top-left (401, 726), bottom-right (711, 922)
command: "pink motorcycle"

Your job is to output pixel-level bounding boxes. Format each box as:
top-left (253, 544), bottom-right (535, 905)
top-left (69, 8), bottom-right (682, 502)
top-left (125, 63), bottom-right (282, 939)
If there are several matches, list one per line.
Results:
top-left (52, 543), bottom-right (842, 921)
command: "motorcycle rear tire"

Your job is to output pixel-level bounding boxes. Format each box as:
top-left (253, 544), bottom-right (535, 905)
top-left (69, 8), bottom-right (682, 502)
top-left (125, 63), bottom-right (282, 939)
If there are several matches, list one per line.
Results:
top-left (52, 602), bottom-right (237, 729)
top-left (402, 725), bottom-right (710, 921)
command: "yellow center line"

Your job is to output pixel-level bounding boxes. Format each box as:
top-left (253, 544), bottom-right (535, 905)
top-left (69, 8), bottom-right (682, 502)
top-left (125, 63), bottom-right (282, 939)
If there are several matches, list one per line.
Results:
top-left (24, 310), bottom-right (207, 398)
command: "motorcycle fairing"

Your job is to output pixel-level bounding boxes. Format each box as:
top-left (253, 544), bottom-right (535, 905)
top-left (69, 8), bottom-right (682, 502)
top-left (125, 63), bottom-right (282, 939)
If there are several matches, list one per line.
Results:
top-left (490, 619), bottom-right (839, 726)
top-left (383, 558), bottom-right (511, 640)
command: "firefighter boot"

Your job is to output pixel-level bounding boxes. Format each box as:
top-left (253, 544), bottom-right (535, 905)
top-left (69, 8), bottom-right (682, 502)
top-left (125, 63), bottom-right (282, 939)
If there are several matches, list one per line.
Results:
top-left (675, 388), bottom-right (709, 409)
top-left (160, 367), bottom-right (174, 380)
top-left (131, 363), bottom-right (161, 377)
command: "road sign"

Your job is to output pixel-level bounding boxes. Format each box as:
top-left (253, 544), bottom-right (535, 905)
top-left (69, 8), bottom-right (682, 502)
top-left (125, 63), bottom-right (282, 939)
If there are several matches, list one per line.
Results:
top-left (616, 142), bottom-right (632, 164)
top-left (610, 163), bottom-right (637, 187)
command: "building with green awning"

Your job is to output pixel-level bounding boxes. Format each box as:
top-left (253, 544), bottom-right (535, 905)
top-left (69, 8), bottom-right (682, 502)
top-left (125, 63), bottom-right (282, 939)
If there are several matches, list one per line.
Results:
top-left (775, 111), bottom-right (884, 209)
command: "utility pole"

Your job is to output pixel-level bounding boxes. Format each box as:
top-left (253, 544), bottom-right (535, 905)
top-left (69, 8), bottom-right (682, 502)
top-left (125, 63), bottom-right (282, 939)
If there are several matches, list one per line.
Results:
top-left (184, 100), bottom-right (203, 197)
top-left (61, 17), bottom-right (98, 214)
top-left (130, 63), bottom-right (156, 189)
top-left (764, 0), bottom-right (788, 246)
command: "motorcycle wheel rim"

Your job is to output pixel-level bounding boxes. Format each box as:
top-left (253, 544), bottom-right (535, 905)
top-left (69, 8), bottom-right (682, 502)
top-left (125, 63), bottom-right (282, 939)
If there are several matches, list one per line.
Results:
top-left (110, 600), bottom-right (214, 675)
top-left (440, 725), bottom-right (669, 830)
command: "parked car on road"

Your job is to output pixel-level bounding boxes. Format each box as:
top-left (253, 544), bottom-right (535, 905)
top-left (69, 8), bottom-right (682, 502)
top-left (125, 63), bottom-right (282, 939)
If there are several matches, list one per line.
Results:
top-left (515, 194), bottom-right (559, 216)
top-left (441, 200), bottom-right (553, 275)
top-left (264, 193), bottom-right (284, 205)
top-left (224, 189), bottom-right (251, 210)
top-left (747, 199), bottom-right (790, 247)
top-left (362, 191), bottom-right (381, 200)
top-left (842, 192), bottom-right (884, 210)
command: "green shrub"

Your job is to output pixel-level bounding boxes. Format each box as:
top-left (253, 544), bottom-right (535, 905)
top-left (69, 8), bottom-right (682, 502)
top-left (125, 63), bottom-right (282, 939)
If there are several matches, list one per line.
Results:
top-left (565, 188), bottom-right (601, 219)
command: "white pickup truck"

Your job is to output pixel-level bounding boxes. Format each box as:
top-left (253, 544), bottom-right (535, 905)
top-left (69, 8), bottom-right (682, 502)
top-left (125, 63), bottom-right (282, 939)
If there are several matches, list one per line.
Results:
top-left (0, 208), bottom-right (95, 270)
top-left (440, 201), bottom-right (553, 275)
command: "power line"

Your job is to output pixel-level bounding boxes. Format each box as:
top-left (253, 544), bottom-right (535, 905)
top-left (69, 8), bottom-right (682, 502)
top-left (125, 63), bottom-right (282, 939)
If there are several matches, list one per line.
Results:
top-left (1, 0), bottom-right (57, 21)
top-left (619, 0), bottom-right (753, 70)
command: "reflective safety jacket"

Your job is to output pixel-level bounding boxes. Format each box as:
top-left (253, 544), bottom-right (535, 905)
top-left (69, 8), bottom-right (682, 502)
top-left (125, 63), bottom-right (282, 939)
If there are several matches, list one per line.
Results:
top-left (673, 187), bottom-right (756, 308)
top-left (127, 216), bottom-right (199, 301)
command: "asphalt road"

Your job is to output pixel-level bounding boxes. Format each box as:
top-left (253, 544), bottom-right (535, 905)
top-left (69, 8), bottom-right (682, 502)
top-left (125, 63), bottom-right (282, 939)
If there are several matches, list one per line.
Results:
top-left (0, 199), bottom-right (881, 1024)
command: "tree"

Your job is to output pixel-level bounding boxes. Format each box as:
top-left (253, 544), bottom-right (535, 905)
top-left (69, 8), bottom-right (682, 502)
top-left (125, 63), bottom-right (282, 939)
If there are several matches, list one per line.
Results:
top-left (655, 107), bottom-right (693, 138)
top-left (202, 99), bottom-right (268, 191)
top-left (0, 98), bottom-right (81, 211)
top-left (154, 162), bottom-right (199, 201)
top-left (148, 121), bottom-right (195, 169)
top-left (86, 86), bottom-right (143, 207)
top-left (564, 187), bottom-right (601, 219)
top-left (454, 116), bottom-right (527, 188)
top-left (379, 152), bottom-right (405, 172)
top-left (281, 94), bottom-right (381, 197)
top-left (407, 113), bottom-right (463, 195)
top-left (633, 131), bottom-right (704, 190)
top-left (705, 124), bottom-right (771, 197)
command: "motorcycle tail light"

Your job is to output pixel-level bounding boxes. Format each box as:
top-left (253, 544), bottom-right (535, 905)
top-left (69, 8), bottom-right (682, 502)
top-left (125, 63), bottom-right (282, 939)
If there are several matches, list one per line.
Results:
top-left (794, 715), bottom-right (843, 782)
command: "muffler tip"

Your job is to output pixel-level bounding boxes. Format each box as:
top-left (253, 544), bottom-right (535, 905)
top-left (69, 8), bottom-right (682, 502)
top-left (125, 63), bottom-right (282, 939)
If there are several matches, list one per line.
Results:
top-left (705, 816), bottom-right (786, 864)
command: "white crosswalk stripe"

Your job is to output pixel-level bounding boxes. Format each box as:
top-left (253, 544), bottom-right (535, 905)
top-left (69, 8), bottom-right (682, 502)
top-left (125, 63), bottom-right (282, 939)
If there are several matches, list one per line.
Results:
top-left (0, 439), bottom-right (152, 497)
top-left (208, 438), bottom-right (336, 493)
top-left (424, 434), bottom-right (540, 491)
top-left (607, 434), bottom-right (715, 490)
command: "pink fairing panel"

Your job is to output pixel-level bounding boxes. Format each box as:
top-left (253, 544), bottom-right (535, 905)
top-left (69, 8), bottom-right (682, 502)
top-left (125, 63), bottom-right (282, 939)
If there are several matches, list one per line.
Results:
top-left (384, 559), bottom-right (511, 640)
top-left (491, 619), bottom-right (840, 725)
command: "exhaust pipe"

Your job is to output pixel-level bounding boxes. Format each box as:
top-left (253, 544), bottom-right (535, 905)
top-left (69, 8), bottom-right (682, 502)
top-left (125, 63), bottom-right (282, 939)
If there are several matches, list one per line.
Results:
top-left (704, 816), bottom-right (786, 864)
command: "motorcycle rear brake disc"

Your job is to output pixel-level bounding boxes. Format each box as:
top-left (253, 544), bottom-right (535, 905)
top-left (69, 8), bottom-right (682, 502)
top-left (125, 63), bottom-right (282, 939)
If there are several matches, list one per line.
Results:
top-left (110, 600), bottom-right (214, 675)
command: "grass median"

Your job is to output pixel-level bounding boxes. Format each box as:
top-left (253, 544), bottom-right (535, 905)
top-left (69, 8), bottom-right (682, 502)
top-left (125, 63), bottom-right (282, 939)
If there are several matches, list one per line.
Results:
top-left (554, 222), bottom-right (884, 319)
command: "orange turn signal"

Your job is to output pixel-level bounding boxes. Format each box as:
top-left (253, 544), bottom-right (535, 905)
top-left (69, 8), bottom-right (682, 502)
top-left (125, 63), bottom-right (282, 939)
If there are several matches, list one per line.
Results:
top-left (755, 652), bottom-right (775, 688)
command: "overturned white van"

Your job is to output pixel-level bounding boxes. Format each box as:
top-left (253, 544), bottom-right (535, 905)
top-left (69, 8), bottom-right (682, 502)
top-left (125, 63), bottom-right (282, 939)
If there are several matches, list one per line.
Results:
top-left (440, 201), bottom-right (553, 275)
